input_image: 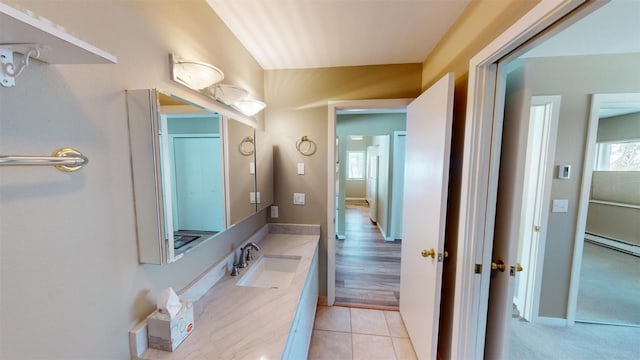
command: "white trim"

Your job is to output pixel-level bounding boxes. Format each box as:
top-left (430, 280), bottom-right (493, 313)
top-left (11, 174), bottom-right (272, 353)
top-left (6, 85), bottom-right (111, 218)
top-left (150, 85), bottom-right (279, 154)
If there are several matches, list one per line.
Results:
top-left (452, 1), bottom-right (589, 358)
top-left (567, 92), bottom-right (640, 325)
top-left (589, 199), bottom-right (640, 210)
top-left (536, 316), bottom-right (569, 327)
top-left (327, 99), bottom-right (412, 306)
top-left (345, 197), bottom-right (367, 201)
top-left (585, 233), bottom-right (640, 257)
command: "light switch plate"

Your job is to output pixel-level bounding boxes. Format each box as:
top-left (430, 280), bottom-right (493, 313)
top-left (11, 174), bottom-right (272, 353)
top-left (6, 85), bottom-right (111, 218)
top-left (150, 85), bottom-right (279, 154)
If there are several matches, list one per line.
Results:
top-left (552, 199), bottom-right (569, 213)
top-left (249, 162), bottom-right (255, 175)
top-left (270, 206), bottom-right (279, 218)
top-left (250, 192), bottom-right (257, 204)
top-left (297, 162), bottom-right (305, 175)
top-left (293, 192), bottom-right (305, 205)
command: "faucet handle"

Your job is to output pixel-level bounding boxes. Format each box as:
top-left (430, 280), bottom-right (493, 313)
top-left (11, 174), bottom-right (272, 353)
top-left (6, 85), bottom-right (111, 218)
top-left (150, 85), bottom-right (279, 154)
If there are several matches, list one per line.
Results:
top-left (231, 264), bottom-right (240, 276)
top-left (246, 248), bottom-right (254, 261)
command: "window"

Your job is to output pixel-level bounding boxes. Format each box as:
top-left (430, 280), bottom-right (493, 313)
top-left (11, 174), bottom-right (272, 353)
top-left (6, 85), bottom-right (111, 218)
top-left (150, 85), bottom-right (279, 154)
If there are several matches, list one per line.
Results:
top-left (347, 151), bottom-right (366, 179)
top-left (594, 141), bottom-right (640, 171)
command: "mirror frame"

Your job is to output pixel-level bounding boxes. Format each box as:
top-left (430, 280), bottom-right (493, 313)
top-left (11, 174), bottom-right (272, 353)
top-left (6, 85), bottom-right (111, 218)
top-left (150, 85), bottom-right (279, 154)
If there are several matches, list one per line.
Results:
top-left (126, 89), bottom-right (229, 264)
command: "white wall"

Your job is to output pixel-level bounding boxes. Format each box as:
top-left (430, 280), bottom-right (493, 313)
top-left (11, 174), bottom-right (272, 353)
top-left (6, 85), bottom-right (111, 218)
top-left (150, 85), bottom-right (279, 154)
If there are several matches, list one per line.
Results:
top-left (0, 1), bottom-right (265, 358)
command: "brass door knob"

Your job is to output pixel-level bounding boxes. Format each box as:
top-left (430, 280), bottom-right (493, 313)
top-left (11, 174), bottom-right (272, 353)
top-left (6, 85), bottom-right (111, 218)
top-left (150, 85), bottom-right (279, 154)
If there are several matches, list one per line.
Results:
top-left (491, 260), bottom-right (506, 272)
top-left (516, 263), bottom-right (523, 272)
top-left (421, 249), bottom-right (436, 258)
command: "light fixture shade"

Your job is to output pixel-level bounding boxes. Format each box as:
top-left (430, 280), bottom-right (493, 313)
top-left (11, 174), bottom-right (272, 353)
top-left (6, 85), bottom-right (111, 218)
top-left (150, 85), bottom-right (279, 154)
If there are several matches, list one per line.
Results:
top-left (171, 55), bottom-right (224, 90)
top-left (210, 84), bottom-right (249, 105)
top-left (233, 99), bottom-right (266, 116)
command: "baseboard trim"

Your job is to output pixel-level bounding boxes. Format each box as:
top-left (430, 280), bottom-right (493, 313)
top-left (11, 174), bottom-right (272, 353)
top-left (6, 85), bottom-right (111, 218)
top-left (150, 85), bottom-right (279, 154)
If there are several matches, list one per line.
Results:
top-left (585, 233), bottom-right (640, 257)
top-left (536, 316), bottom-right (568, 327)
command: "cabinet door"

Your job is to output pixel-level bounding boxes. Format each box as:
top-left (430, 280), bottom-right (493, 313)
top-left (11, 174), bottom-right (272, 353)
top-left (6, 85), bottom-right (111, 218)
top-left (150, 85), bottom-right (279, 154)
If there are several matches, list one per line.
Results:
top-left (283, 246), bottom-right (319, 359)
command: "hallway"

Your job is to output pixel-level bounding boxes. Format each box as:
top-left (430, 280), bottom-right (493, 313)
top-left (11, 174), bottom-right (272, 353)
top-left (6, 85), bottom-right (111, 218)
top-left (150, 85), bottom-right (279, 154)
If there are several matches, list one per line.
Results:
top-left (335, 200), bottom-right (402, 308)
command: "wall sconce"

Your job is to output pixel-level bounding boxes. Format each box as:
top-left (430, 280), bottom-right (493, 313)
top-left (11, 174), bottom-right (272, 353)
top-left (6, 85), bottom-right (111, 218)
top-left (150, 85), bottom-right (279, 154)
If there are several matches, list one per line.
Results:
top-left (169, 53), bottom-right (224, 90)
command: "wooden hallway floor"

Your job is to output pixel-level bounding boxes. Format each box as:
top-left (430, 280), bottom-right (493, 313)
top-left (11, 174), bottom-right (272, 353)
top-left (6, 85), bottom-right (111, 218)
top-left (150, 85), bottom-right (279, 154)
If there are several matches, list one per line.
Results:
top-left (335, 200), bottom-right (402, 308)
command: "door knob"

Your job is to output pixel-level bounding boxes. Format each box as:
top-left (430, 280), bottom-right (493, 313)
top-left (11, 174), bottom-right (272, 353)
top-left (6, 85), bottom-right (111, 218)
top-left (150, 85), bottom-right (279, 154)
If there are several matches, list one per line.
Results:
top-left (510, 263), bottom-right (524, 276)
top-left (421, 248), bottom-right (436, 258)
top-left (491, 260), bottom-right (506, 272)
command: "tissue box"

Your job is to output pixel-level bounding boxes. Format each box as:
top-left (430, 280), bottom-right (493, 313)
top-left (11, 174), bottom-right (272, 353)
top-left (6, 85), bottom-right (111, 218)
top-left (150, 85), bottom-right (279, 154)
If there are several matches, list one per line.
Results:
top-left (147, 301), bottom-right (194, 352)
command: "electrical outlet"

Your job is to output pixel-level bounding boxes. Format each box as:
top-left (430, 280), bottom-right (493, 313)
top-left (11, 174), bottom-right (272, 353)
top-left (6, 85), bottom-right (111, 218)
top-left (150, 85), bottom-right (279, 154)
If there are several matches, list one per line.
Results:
top-left (271, 205), bottom-right (279, 218)
top-left (297, 162), bottom-right (305, 175)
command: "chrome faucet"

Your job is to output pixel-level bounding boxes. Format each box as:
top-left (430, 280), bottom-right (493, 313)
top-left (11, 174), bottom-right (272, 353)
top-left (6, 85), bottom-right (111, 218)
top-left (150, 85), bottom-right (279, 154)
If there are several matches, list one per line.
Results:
top-left (236, 242), bottom-right (260, 268)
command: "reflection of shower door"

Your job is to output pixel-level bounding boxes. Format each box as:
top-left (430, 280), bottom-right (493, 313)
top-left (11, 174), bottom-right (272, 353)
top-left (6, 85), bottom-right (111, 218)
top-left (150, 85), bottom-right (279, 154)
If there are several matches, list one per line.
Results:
top-left (366, 146), bottom-right (379, 223)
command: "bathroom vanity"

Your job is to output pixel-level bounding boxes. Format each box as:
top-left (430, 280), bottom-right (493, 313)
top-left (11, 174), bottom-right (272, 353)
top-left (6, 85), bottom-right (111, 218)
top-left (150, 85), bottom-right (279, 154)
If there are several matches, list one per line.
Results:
top-left (139, 224), bottom-right (320, 359)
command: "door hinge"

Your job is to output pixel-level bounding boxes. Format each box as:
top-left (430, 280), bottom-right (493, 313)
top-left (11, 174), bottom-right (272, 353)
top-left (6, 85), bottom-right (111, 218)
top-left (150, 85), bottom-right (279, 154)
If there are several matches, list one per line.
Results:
top-left (474, 264), bottom-right (482, 274)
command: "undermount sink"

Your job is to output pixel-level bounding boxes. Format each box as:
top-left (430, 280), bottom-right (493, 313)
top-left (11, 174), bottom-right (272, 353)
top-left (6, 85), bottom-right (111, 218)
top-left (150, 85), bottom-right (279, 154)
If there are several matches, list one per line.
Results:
top-left (236, 255), bottom-right (302, 289)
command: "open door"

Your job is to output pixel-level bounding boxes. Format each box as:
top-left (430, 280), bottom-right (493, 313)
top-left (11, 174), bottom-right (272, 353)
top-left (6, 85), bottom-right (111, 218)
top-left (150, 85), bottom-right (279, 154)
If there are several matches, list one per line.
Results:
top-left (366, 145), bottom-right (379, 223)
top-left (399, 72), bottom-right (455, 359)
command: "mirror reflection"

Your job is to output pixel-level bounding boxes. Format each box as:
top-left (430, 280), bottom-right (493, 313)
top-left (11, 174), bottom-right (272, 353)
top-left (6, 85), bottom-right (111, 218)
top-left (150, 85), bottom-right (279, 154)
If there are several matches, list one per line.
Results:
top-left (158, 93), bottom-right (226, 258)
top-left (255, 129), bottom-right (274, 212)
top-left (225, 118), bottom-right (257, 226)
top-left (127, 89), bottom-right (226, 264)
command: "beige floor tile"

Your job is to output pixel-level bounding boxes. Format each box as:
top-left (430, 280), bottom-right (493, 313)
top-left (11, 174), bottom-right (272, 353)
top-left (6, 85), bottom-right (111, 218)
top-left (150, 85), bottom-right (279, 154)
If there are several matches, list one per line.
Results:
top-left (314, 305), bottom-right (352, 332)
top-left (308, 330), bottom-right (353, 360)
top-left (352, 333), bottom-right (396, 360)
top-left (384, 311), bottom-right (408, 338)
top-left (392, 337), bottom-right (418, 360)
top-left (351, 308), bottom-right (390, 336)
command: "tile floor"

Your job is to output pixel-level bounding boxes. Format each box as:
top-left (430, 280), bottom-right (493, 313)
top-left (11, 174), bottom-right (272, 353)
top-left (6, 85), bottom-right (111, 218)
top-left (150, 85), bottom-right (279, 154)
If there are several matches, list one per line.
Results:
top-left (308, 305), bottom-right (417, 359)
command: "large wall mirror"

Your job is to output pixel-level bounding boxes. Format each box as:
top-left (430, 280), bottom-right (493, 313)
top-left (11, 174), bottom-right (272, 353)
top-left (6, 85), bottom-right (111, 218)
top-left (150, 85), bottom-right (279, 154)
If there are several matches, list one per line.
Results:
top-left (255, 129), bottom-right (274, 213)
top-left (225, 118), bottom-right (258, 226)
top-left (126, 89), bottom-right (226, 264)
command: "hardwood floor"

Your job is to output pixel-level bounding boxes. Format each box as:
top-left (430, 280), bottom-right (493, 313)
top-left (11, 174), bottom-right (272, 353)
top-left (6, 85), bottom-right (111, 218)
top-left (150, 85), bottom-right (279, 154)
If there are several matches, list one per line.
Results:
top-left (335, 200), bottom-right (402, 309)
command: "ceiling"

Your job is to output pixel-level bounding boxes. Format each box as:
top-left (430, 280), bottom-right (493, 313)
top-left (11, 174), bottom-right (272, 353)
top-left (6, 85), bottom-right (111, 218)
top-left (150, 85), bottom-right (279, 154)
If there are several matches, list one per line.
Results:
top-left (523, 0), bottom-right (640, 58)
top-left (206, 0), bottom-right (471, 70)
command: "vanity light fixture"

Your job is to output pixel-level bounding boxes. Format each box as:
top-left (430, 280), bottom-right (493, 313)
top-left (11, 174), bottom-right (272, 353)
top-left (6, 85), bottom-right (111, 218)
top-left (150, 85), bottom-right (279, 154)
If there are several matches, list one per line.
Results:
top-left (208, 83), bottom-right (249, 105)
top-left (169, 53), bottom-right (224, 90)
top-left (232, 98), bottom-right (266, 117)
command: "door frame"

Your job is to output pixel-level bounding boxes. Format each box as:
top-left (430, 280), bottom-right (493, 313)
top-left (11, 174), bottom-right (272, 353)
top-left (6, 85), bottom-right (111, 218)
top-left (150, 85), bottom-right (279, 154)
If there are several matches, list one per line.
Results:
top-left (451, 0), bottom-right (598, 358)
top-left (327, 98), bottom-right (412, 306)
top-left (567, 92), bottom-right (640, 325)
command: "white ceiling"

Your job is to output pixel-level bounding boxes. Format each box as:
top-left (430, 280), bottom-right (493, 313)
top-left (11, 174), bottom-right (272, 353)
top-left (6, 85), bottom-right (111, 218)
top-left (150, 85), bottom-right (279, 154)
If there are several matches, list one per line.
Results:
top-left (206, 0), bottom-right (471, 70)
top-left (523, 0), bottom-right (640, 58)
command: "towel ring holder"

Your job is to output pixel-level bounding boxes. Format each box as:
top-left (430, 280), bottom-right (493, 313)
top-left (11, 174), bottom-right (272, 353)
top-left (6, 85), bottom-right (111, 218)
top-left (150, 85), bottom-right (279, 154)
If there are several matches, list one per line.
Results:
top-left (296, 135), bottom-right (316, 156)
top-left (238, 136), bottom-right (254, 156)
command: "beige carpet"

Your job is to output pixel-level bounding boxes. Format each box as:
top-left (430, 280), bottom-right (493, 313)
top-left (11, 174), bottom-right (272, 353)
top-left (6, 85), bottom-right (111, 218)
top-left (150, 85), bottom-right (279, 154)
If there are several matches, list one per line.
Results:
top-left (509, 241), bottom-right (640, 359)
top-left (510, 319), bottom-right (640, 359)
top-left (576, 241), bottom-right (640, 325)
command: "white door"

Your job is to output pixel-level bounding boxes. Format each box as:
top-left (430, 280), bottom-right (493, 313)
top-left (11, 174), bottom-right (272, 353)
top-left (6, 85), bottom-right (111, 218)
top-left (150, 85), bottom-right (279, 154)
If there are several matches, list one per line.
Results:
top-left (399, 72), bottom-right (455, 360)
top-left (391, 132), bottom-right (406, 240)
top-left (366, 146), bottom-right (379, 223)
top-left (513, 96), bottom-right (560, 321)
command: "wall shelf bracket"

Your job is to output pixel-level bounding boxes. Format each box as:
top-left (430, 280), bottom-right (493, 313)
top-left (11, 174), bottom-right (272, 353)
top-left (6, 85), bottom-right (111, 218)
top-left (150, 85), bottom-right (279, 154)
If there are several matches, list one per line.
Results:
top-left (0, 43), bottom-right (41, 87)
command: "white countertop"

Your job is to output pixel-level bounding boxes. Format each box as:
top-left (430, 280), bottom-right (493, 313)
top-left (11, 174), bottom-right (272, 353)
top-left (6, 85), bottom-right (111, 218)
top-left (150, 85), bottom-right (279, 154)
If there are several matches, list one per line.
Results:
top-left (141, 229), bottom-right (320, 359)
